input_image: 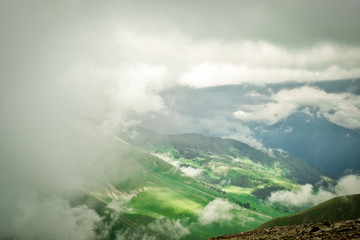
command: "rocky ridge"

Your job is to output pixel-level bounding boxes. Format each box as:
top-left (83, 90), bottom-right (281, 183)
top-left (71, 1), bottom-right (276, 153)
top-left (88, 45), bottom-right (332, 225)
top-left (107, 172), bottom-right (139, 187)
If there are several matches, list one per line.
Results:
top-left (209, 218), bottom-right (360, 240)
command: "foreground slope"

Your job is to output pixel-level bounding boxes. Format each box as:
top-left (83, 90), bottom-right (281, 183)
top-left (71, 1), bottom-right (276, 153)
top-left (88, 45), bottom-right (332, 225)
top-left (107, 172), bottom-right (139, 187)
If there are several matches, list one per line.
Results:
top-left (209, 218), bottom-right (360, 240)
top-left (258, 194), bottom-right (360, 229)
top-left (210, 194), bottom-right (360, 239)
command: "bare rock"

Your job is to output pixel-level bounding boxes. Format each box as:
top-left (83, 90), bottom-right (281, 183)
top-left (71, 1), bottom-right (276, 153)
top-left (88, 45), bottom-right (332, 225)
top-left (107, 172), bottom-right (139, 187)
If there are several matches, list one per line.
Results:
top-left (309, 226), bottom-right (321, 233)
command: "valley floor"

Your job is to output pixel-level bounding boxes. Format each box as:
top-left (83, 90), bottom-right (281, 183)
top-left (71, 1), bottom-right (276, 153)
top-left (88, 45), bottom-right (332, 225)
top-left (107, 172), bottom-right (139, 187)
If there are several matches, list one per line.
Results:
top-left (208, 218), bottom-right (360, 240)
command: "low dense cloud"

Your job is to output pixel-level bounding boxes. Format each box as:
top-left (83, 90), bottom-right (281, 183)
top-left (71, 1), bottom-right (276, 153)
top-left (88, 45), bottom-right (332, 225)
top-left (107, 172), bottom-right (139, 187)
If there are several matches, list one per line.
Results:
top-left (268, 184), bottom-right (336, 207)
top-left (0, 197), bottom-right (101, 240)
top-left (152, 153), bottom-right (203, 177)
top-left (234, 86), bottom-right (360, 129)
top-left (269, 175), bottom-right (360, 206)
top-left (198, 198), bottom-right (238, 225)
top-left (335, 175), bottom-right (360, 196)
top-left (146, 218), bottom-right (190, 240)
top-left (198, 198), bottom-right (255, 226)
top-left (116, 218), bottom-right (190, 240)
top-left (103, 31), bottom-right (360, 89)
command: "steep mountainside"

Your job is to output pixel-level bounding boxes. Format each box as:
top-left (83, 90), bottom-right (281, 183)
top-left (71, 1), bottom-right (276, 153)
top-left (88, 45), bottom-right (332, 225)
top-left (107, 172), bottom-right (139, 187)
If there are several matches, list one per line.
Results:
top-left (255, 111), bottom-right (360, 177)
top-left (68, 124), bottom-right (274, 239)
top-left (122, 127), bottom-right (325, 186)
top-left (119, 127), bottom-right (329, 218)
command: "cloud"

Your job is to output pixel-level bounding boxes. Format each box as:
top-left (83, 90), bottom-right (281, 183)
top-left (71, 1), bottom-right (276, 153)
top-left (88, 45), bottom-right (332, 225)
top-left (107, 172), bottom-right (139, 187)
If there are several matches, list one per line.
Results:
top-left (112, 31), bottom-right (360, 89)
top-left (180, 167), bottom-right (203, 178)
top-left (268, 174), bottom-right (360, 206)
top-left (335, 174), bottom-right (360, 195)
top-left (198, 198), bottom-right (238, 225)
top-left (116, 0), bottom-right (360, 47)
top-left (152, 153), bottom-right (202, 178)
top-left (234, 86), bottom-right (360, 129)
top-left (116, 218), bottom-right (190, 240)
top-left (152, 153), bottom-right (180, 168)
top-left (146, 218), bottom-right (190, 240)
top-left (268, 184), bottom-right (336, 206)
top-left (144, 112), bottom-right (273, 155)
top-left (224, 128), bottom-right (275, 156)
top-left (0, 196), bottom-right (101, 240)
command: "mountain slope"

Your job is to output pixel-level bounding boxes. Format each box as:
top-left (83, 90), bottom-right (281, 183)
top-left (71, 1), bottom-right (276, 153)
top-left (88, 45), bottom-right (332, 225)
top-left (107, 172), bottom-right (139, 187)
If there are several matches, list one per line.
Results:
top-left (122, 127), bottom-right (325, 186)
top-left (255, 111), bottom-right (360, 177)
top-left (68, 124), bottom-right (272, 239)
top-left (118, 127), bottom-right (329, 219)
top-left (258, 194), bottom-right (360, 229)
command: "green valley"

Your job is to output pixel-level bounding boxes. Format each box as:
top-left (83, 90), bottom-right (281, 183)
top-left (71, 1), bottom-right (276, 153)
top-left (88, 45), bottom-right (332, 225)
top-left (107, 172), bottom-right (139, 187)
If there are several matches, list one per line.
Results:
top-left (68, 125), bottom-right (276, 239)
top-left (66, 125), bottom-right (333, 239)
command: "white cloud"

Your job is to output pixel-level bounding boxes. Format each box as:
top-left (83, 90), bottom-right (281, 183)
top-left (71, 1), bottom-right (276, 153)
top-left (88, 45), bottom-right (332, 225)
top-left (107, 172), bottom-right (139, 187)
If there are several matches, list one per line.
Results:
top-left (335, 174), bottom-right (360, 195)
top-left (152, 153), bottom-right (202, 178)
top-left (177, 42), bottom-right (360, 88)
top-left (147, 218), bottom-right (190, 240)
top-left (268, 184), bottom-right (336, 206)
top-left (116, 218), bottom-right (189, 240)
top-left (224, 131), bottom-right (275, 157)
top-left (1, 196), bottom-right (101, 240)
top-left (198, 198), bottom-right (238, 225)
top-left (234, 86), bottom-right (360, 129)
top-left (151, 153), bottom-right (180, 168)
top-left (180, 166), bottom-right (203, 178)
top-left (66, 29), bottom-right (360, 129)
top-left (269, 174), bottom-right (360, 206)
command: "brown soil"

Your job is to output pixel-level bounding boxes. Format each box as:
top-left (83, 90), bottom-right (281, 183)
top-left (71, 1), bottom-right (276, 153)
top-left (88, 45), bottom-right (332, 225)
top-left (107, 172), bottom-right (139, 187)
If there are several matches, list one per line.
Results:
top-left (209, 218), bottom-right (360, 240)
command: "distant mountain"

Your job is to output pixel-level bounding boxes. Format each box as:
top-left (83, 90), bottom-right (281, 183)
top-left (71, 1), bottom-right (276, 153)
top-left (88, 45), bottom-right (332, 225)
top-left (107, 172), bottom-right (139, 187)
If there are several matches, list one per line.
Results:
top-left (258, 194), bottom-right (360, 229)
top-left (255, 111), bottom-right (360, 177)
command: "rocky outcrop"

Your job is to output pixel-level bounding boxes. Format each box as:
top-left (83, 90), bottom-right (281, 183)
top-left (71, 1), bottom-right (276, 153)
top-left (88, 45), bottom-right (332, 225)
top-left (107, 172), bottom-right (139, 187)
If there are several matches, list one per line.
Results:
top-left (209, 218), bottom-right (360, 240)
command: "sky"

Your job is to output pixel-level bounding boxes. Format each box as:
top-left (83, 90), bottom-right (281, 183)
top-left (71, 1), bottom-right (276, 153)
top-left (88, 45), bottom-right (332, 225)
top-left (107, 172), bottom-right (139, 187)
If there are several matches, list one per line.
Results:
top-left (1, 0), bottom-right (360, 239)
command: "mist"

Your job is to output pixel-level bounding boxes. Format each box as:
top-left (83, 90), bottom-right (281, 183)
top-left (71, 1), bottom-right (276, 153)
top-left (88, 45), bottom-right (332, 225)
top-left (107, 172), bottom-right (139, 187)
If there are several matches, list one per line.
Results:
top-left (0, 2), bottom-right (148, 239)
top-left (268, 174), bottom-right (360, 207)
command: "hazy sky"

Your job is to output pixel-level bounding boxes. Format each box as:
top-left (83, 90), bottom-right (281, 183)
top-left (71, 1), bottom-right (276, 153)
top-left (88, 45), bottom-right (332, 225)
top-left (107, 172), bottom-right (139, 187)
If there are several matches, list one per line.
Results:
top-left (1, 1), bottom-right (360, 239)
top-left (2, 1), bottom-right (360, 130)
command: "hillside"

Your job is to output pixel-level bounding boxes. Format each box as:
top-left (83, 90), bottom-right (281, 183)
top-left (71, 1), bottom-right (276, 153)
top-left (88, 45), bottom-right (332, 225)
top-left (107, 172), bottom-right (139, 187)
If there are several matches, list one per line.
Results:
top-left (119, 127), bottom-right (329, 216)
top-left (256, 111), bottom-right (360, 177)
top-left (67, 124), bottom-right (274, 239)
top-left (210, 194), bottom-right (360, 240)
top-left (209, 218), bottom-right (360, 240)
top-left (122, 127), bottom-right (325, 185)
top-left (258, 194), bottom-right (360, 229)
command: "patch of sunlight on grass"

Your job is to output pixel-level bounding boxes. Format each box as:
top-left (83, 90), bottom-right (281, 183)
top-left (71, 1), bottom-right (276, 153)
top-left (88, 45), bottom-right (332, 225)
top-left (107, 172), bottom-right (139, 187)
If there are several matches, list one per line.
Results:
top-left (271, 178), bottom-right (298, 189)
top-left (223, 186), bottom-right (253, 195)
top-left (130, 187), bottom-right (204, 218)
